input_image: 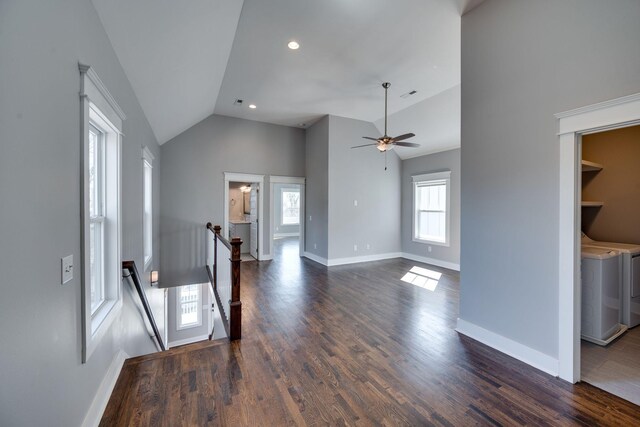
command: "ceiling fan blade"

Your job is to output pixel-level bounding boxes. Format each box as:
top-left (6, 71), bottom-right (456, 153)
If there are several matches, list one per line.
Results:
top-left (362, 136), bottom-right (380, 141)
top-left (390, 133), bottom-right (415, 142)
top-left (392, 141), bottom-right (420, 148)
top-left (351, 143), bottom-right (378, 149)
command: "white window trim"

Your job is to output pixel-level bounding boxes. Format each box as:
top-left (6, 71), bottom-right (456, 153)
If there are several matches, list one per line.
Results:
top-left (412, 170), bottom-right (451, 247)
top-left (80, 63), bottom-right (125, 363)
top-left (280, 187), bottom-right (300, 226)
top-left (142, 146), bottom-right (154, 271)
top-left (176, 284), bottom-right (203, 330)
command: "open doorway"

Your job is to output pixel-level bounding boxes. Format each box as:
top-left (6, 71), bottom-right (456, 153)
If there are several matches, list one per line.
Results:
top-left (223, 172), bottom-right (265, 261)
top-left (270, 176), bottom-right (305, 260)
top-left (578, 125), bottom-right (640, 405)
top-left (556, 92), bottom-right (640, 387)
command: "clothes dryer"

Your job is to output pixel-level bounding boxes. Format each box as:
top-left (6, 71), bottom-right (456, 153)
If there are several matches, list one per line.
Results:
top-left (582, 232), bottom-right (640, 328)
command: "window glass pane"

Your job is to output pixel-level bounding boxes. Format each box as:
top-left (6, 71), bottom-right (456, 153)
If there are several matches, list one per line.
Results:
top-left (143, 161), bottom-right (152, 262)
top-left (179, 284), bottom-right (200, 328)
top-left (90, 221), bottom-right (104, 313)
top-left (89, 129), bottom-right (98, 218)
top-left (417, 211), bottom-right (446, 242)
top-left (282, 190), bottom-right (300, 225)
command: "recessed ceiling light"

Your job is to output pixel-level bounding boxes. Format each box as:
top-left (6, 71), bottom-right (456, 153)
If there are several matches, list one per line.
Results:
top-left (287, 41), bottom-right (300, 50)
top-left (249, 104), bottom-right (257, 109)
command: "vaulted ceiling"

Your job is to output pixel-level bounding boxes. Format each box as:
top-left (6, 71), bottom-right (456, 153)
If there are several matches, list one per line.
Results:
top-left (93, 0), bottom-right (483, 158)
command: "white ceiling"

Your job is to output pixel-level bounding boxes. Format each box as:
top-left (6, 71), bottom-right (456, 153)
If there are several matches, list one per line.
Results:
top-left (215, 0), bottom-right (461, 133)
top-left (93, 0), bottom-right (481, 148)
top-left (374, 85), bottom-right (460, 159)
top-left (92, 0), bottom-right (244, 144)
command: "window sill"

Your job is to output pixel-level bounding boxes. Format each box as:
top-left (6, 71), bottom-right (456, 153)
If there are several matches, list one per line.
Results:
top-left (413, 237), bottom-right (450, 247)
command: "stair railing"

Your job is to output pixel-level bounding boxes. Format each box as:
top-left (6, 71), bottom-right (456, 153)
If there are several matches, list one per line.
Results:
top-left (206, 223), bottom-right (242, 340)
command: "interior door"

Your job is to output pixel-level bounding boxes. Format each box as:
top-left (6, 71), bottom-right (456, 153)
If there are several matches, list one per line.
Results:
top-left (250, 184), bottom-right (259, 259)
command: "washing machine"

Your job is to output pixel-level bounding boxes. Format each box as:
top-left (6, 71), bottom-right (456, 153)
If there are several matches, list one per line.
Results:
top-left (582, 232), bottom-right (640, 328)
top-left (580, 247), bottom-right (626, 345)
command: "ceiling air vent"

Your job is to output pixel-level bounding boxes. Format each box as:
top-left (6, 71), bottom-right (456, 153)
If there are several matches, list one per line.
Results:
top-left (400, 90), bottom-right (418, 99)
top-left (234, 99), bottom-right (243, 106)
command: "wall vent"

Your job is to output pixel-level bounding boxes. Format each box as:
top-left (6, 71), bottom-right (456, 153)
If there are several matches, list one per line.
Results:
top-left (234, 99), bottom-right (243, 105)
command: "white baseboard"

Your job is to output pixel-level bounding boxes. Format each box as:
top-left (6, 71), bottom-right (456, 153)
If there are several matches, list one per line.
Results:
top-left (456, 318), bottom-right (559, 377)
top-left (82, 349), bottom-right (129, 427)
top-left (327, 252), bottom-right (403, 266)
top-left (303, 251), bottom-right (329, 266)
top-left (401, 252), bottom-right (460, 271)
top-left (168, 334), bottom-right (210, 349)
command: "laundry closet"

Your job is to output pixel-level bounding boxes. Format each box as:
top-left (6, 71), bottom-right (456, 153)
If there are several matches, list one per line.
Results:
top-left (579, 124), bottom-right (640, 405)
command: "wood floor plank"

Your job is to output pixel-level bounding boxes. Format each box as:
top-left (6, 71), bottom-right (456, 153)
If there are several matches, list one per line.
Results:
top-left (101, 238), bottom-right (640, 426)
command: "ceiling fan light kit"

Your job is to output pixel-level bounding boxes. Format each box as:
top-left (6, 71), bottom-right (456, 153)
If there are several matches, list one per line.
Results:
top-left (352, 82), bottom-right (420, 163)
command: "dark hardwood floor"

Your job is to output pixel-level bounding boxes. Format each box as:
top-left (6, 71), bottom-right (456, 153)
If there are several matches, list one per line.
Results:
top-left (101, 238), bottom-right (640, 426)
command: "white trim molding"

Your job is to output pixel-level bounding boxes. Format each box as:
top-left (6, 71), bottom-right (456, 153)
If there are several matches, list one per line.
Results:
top-left (401, 252), bottom-right (460, 272)
top-left (327, 252), bottom-right (403, 267)
top-left (456, 319), bottom-right (559, 377)
top-left (302, 251), bottom-right (329, 266)
top-left (81, 350), bottom-right (129, 427)
top-left (556, 92), bottom-right (640, 383)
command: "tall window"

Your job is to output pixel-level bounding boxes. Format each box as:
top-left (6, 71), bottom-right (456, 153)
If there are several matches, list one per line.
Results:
top-left (89, 124), bottom-right (106, 314)
top-left (281, 188), bottom-right (300, 225)
top-left (413, 171), bottom-right (451, 246)
top-left (142, 147), bottom-right (154, 268)
top-left (80, 63), bottom-right (124, 362)
top-left (177, 284), bottom-right (202, 329)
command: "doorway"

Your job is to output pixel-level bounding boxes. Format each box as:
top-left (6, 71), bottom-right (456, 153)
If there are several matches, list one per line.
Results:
top-left (557, 92), bottom-right (640, 384)
top-left (269, 176), bottom-right (305, 260)
top-left (223, 172), bottom-right (265, 261)
top-left (578, 125), bottom-right (640, 405)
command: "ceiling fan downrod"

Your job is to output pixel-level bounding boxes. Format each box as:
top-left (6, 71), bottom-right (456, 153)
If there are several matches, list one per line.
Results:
top-left (382, 82), bottom-right (390, 137)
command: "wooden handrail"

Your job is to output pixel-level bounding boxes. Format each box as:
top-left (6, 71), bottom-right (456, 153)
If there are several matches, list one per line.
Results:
top-left (206, 223), bottom-right (242, 341)
top-left (207, 222), bottom-right (231, 250)
top-left (122, 260), bottom-right (166, 351)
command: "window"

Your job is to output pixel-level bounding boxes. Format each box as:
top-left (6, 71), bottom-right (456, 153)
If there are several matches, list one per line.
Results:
top-left (89, 124), bottom-right (106, 314)
top-left (177, 284), bottom-right (202, 330)
top-left (80, 63), bottom-right (125, 362)
top-left (281, 188), bottom-right (300, 225)
top-left (413, 171), bottom-right (451, 246)
top-left (142, 147), bottom-right (154, 268)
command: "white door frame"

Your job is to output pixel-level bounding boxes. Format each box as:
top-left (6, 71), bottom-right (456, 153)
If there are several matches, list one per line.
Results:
top-left (269, 175), bottom-right (306, 258)
top-left (223, 172), bottom-right (265, 260)
top-left (556, 92), bottom-right (640, 383)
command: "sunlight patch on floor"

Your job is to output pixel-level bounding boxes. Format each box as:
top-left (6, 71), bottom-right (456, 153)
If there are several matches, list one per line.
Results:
top-left (401, 266), bottom-right (442, 291)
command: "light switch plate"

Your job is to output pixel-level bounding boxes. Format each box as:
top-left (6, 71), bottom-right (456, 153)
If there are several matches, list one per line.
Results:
top-left (62, 255), bottom-right (73, 284)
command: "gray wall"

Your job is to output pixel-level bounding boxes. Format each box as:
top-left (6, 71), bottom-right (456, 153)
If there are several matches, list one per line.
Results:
top-left (402, 149), bottom-right (460, 266)
top-left (160, 114), bottom-right (305, 286)
top-left (328, 115), bottom-right (401, 259)
top-left (273, 183), bottom-right (301, 236)
top-left (305, 116), bottom-right (329, 259)
top-left (0, 0), bottom-right (164, 425)
top-left (460, 0), bottom-right (640, 358)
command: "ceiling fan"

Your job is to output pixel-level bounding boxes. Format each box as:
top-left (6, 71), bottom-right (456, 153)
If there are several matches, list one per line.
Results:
top-left (352, 82), bottom-right (420, 153)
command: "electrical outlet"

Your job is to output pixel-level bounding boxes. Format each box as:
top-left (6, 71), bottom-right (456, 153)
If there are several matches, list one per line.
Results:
top-left (354, 200), bottom-right (358, 207)
top-left (309, 215), bottom-right (312, 221)
top-left (314, 243), bottom-right (317, 249)
top-left (366, 244), bottom-right (370, 250)
top-left (61, 255), bottom-right (73, 284)
top-left (354, 244), bottom-right (358, 252)
top-left (428, 246), bottom-right (432, 253)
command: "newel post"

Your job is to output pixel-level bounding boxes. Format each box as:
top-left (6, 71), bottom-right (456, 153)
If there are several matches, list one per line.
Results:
top-left (212, 225), bottom-right (222, 290)
top-left (229, 237), bottom-right (242, 340)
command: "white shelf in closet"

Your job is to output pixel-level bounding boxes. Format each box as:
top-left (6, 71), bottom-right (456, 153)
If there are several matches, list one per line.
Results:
top-left (581, 201), bottom-right (604, 207)
top-left (581, 160), bottom-right (603, 172)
